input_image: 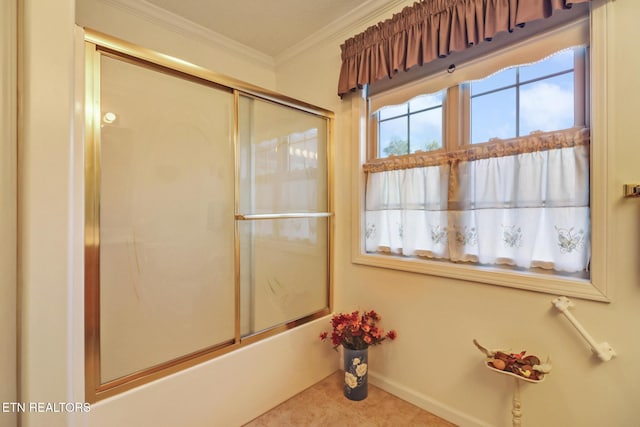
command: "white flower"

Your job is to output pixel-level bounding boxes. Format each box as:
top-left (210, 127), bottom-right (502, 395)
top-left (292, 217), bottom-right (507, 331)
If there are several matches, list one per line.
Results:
top-left (345, 372), bottom-right (358, 388)
top-left (355, 363), bottom-right (368, 377)
top-left (352, 358), bottom-right (360, 366)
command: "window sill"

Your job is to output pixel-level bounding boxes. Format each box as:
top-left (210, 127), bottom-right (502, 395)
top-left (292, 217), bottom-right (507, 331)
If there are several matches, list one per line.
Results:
top-left (351, 251), bottom-right (609, 303)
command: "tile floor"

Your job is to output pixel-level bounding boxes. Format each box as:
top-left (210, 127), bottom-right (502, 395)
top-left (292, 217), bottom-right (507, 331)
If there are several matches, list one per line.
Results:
top-left (243, 371), bottom-right (457, 426)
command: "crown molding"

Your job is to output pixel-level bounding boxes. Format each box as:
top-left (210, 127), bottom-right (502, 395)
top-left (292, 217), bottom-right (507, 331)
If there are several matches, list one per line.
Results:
top-left (96, 0), bottom-right (411, 69)
top-left (275, 0), bottom-right (410, 65)
top-left (98, 0), bottom-right (275, 67)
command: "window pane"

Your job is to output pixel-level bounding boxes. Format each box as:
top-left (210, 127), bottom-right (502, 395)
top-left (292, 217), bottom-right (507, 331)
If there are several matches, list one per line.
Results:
top-left (379, 116), bottom-right (408, 157)
top-left (520, 72), bottom-right (575, 135)
top-left (378, 103), bottom-right (407, 120)
top-left (409, 108), bottom-right (442, 153)
top-left (471, 88), bottom-right (516, 144)
top-left (471, 68), bottom-right (516, 96)
top-left (409, 92), bottom-right (443, 112)
top-left (520, 48), bottom-right (575, 82)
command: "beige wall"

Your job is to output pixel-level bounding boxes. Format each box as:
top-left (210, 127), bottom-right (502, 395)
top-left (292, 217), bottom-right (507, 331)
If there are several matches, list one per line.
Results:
top-left (0, 1), bottom-right (17, 427)
top-left (19, 1), bottom-right (79, 426)
top-left (276, 1), bottom-right (640, 426)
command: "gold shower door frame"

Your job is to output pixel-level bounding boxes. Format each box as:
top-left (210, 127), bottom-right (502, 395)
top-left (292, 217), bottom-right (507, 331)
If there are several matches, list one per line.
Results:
top-left (84, 29), bottom-right (334, 403)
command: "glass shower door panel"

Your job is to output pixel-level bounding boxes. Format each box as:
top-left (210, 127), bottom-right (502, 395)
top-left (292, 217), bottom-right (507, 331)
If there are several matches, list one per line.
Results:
top-left (99, 55), bottom-right (235, 382)
top-left (238, 95), bottom-right (330, 336)
top-left (239, 218), bottom-right (329, 336)
top-left (238, 95), bottom-right (328, 215)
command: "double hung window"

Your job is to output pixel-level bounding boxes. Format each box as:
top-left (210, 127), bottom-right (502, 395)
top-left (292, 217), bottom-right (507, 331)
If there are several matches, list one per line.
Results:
top-left (361, 16), bottom-right (593, 282)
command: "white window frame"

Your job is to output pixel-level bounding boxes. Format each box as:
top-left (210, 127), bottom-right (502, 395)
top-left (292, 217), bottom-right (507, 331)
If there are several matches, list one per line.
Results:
top-left (350, 0), bottom-right (612, 302)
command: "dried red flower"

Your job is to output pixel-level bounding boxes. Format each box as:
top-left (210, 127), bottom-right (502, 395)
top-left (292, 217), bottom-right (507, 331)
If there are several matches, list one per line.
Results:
top-left (320, 310), bottom-right (397, 350)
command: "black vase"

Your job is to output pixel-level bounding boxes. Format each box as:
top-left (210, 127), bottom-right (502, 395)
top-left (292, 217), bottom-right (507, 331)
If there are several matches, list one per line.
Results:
top-left (343, 346), bottom-right (368, 401)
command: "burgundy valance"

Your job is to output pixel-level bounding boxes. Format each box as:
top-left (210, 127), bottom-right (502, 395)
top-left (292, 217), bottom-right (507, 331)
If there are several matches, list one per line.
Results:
top-left (338, 0), bottom-right (591, 97)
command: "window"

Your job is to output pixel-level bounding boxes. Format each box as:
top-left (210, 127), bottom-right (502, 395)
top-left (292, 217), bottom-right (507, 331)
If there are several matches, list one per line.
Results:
top-left (352, 6), bottom-right (612, 301)
top-left (371, 44), bottom-right (587, 157)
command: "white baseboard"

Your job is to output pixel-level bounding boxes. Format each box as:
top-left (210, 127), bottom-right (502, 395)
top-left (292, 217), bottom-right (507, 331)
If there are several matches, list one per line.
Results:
top-left (368, 371), bottom-right (492, 427)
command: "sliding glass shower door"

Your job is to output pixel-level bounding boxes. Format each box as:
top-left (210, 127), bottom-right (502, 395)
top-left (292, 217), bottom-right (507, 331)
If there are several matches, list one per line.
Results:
top-left (237, 95), bottom-right (330, 336)
top-left (97, 55), bottom-right (236, 383)
top-left (84, 31), bottom-right (333, 402)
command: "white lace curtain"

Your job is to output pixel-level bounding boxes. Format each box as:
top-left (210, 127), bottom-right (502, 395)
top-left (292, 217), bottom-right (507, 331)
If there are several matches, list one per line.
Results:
top-left (364, 128), bottom-right (590, 273)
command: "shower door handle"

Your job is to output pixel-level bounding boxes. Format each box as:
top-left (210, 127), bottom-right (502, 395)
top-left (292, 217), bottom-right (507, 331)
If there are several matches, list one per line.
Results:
top-left (235, 212), bottom-right (333, 220)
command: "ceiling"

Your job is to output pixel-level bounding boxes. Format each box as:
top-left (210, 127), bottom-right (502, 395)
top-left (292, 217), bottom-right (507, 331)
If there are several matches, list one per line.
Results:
top-left (144, 0), bottom-right (379, 58)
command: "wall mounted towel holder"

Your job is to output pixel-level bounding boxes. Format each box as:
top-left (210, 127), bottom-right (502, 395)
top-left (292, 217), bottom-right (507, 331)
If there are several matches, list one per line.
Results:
top-left (623, 183), bottom-right (640, 197)
top-left (552, 296), bottom-right (616, 362)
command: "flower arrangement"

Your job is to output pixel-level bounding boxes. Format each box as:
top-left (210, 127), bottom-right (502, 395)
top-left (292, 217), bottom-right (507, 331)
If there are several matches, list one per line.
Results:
top-left (319, 310), bottom-right (397, 350)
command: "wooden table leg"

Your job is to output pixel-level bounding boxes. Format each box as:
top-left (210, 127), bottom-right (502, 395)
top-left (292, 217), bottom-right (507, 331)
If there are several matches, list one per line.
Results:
top-left (512, 378), bottom-right (522, 427)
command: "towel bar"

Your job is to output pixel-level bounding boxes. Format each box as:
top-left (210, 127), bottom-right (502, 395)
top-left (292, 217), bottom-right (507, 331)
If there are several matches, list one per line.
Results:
top-left (552, 296), bottom-right (616, 362)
